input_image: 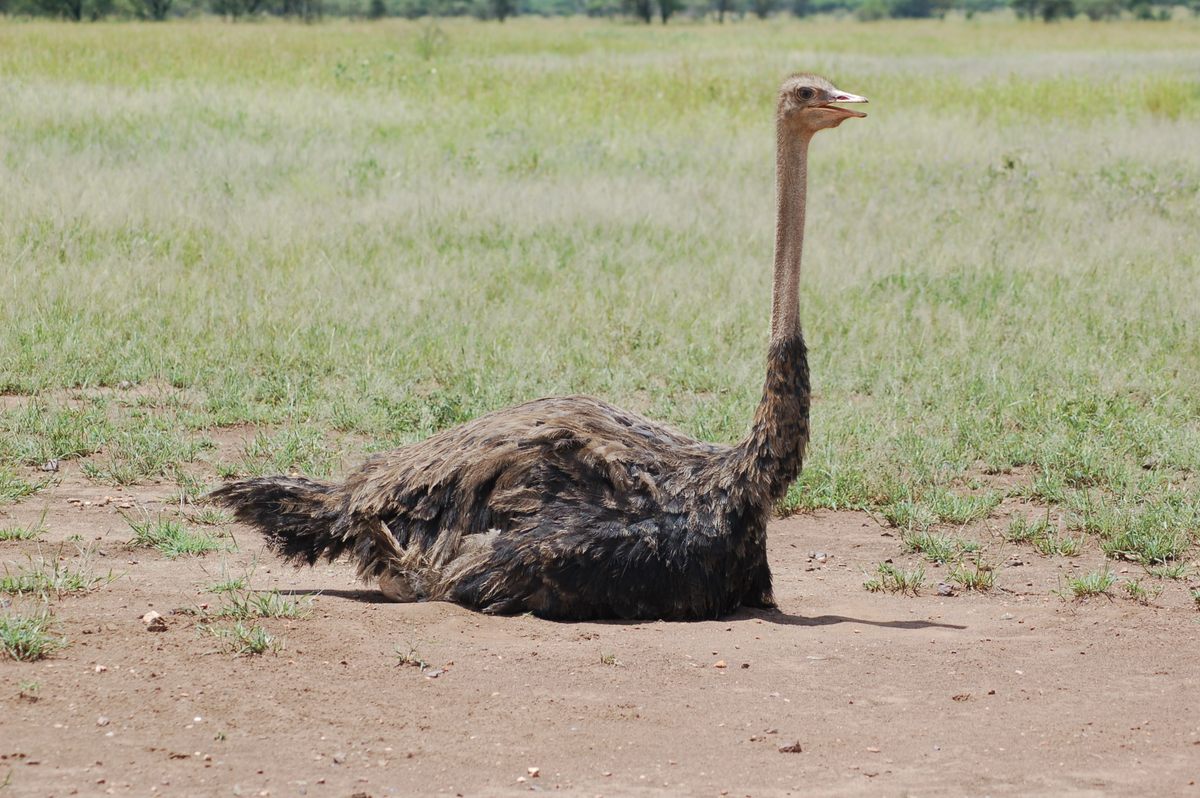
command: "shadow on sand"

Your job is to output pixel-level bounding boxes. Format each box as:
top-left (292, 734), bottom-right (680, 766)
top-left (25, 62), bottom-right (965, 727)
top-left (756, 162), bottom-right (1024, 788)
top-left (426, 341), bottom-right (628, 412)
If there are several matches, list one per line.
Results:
top-left (740, 610), bottom-right (965, 630)
top-left (280, 591), bottom-right (965, 631)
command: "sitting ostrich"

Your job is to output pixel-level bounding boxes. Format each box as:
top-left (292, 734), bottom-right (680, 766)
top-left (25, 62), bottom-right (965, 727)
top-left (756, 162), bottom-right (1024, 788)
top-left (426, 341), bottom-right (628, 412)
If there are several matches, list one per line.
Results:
top-left (212, 74), bottom-right (867, 621)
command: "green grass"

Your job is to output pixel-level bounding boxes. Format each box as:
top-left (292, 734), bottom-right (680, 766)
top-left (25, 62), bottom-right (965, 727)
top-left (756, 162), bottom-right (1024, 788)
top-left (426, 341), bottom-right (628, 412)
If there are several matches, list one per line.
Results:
top-left (0, 553), bottom-right (107, 598)
top-left (1147, 563), bottom-right (1189, 580)
top-left (0, 521), bottom-right (45, 542)
top-left (1122, 578), bottom-right (1161, 605)
top-left (949, 561), bottom-right (995, 591)
top-left (1064, 569), bottom-right (1117, 599)
top-left (0, 607), bottom-right (64, 661)
top-left (1006, 513), bottom-right (1083, 556)
top-left (127, 515), bottom-right (223, 558)
top-left (901, 530), bottom-right (980, 563)
top-left (209, 588), bottom-right (313, 620)
top-left (864, 562), bottom-right (926, 596)
top-left (0, 19), bottom-right (1197, 570)
top-left (0, 470), bottom-right (40, 505)
top-left (1191, 589), bottom-right (1200, 610)
top-left (203, 621), bottom-right (279, 656)
top-left (1005, 514), bottom-right (1054, 544)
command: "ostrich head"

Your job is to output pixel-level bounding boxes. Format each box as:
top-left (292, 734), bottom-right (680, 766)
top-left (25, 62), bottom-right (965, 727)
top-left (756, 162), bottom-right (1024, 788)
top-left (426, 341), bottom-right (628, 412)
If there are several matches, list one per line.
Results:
top-left (777, 74), bottom-right (868, 135)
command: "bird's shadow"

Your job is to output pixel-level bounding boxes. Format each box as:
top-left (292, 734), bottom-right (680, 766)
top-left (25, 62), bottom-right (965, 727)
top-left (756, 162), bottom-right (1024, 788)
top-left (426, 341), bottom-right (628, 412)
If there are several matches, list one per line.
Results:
top-left (281, 590), bottom-right (965, 630)
top-left (735, 608), bottom-right (966, 631)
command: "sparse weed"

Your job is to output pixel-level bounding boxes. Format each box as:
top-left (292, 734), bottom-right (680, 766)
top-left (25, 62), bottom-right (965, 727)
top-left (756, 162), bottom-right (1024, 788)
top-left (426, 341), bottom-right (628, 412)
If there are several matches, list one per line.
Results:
top-left (950, 561), bottom-right (995, 591)
top-left (1191, 589), bottom-right (1200, 609)
top-left (205, 622), bottom-right (278, 656)
top-left (192, 506), bottom-right (232, 527)
top-left (927, 491), bottom-right (1001, 525)
top-left (1100, 527), bottom-right (1188, 564)
top-left (127, 515), bottom-right (222, 558)
top-left (1064, 570), bottom-right (1116, 599)
top-left (17, 680), bottom-right (41, 700)
top-left (882, 500), bottom-right (936, 532)
top-left (0, 520), bottom-right (45, 542)
top-left (81, 426), bottom-right (210, 486)
top-left (396, 641), bottom-right (428, 669)
top-left (1033, 533), bottom-right (1084, 558)
top-left (599, 653), bottom-right (620, 666)
top-left (0, 607), bottom-right (63, 661)
top-left (212, 589), bottom-right (312, 620)
top-left (208, 575), bottom-right (250, 594)
top-left (1121, 579), bottom-right (1161, 606)
top-left (864, 563), bottom-right (925, 596)
top-left (902, 531), bottom-right (979, 564)
top-left (1005, 514), bottom-right (1053, 544)
top-left (0, 471), bottom-right (40, 505)
top-left (1147, 563), bottom-right (1189, 580)
top-left (0, 551), bottom-right (108, 599)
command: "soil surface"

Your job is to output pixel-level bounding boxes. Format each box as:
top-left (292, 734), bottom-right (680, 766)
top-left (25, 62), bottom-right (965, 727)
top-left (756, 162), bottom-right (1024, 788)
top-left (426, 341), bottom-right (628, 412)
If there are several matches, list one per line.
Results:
top-left (3, 459), bottom-right (1199, 798)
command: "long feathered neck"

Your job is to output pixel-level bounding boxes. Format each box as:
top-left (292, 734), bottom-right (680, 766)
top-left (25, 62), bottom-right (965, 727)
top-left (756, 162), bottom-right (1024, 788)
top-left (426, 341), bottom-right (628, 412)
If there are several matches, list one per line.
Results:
top-left (731, 123), bottom-right (813, 503)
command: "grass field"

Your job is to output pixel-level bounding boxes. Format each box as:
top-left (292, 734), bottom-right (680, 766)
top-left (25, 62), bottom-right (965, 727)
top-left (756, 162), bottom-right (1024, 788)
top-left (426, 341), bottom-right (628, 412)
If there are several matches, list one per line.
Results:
top-left (2, 17), bottom-right (1199, 565)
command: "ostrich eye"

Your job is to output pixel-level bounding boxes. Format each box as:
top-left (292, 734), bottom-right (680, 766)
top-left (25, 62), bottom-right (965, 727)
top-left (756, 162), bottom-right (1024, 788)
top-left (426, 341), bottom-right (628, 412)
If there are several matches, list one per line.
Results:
top-left (797, 87), bottom-right (816, 101)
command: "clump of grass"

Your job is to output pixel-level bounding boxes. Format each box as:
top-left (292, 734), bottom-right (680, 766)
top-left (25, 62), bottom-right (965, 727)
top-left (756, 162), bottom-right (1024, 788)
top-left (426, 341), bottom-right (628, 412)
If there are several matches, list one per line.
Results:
top-left (902, 530), bottom-right (979, 564)
top-left (1099, 527), bottom-right (1189, 565)
top-left (174, 473), bottom-right (210, 505)
top-left (208, 574), bottom-right (250, 594)
top-left (1079, 499), bottom-right (1194, 564)
top-left (240, 427), bottom-right (341, 479)
top-left (191, 506), bottom-right (232, 527)
top-left (395, 641), bottom-right (428, 669)
top-left (0, 470), bottom-right (40, 505)
top-left (127, 515), bottom-right (222, 558)
top-left (1191, 589), bottom-right (1200, 610)
top-left (18, 680), bottom-right (41, 701)
top-left (1064, 569), bottom-right (1116, 599)
top-left (1032, 533), bottom-right (1084, 557)
top-left (599, 652), bottom-right (620, 666)
top-left (211, 589), bottom-right (312, 620)
top-left (864, 563), bottom-right (925, 596)
top-left (205, 622), bottom-right (278, 656)
top-left (1005, 514), bottom-right (1053, 544)
top-left (927, 490), bottom-right (1002, 525)
top-left (1146, 563), bottom-right (1189, 580)
top-left (0, 520), bottom-right (45, 542)
top-left (1121, 579), bottom-right (1161, 606)
top-left (1007, 514), bottom-right (1081, 557)
top-left (881, 500), bottom-right (937, 532)
top-left (80, 425), bottom-right (211, 486)
top-left (0, 552), bottom-right (107, 598)
top-left (950, 561), bottom-right (995, 591)
top-left (0, 607), bottom-right (64, 661)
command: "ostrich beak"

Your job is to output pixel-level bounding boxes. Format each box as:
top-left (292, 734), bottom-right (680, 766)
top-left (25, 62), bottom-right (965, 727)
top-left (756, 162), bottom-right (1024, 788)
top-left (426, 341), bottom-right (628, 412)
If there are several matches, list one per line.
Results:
top-left (824, 88), bottom-right (868, 119)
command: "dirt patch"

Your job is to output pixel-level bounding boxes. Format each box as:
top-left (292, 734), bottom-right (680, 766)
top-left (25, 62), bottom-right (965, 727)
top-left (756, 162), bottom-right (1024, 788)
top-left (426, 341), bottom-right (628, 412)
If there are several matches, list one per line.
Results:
top-left (2, 473), bottom-right (1199, 797)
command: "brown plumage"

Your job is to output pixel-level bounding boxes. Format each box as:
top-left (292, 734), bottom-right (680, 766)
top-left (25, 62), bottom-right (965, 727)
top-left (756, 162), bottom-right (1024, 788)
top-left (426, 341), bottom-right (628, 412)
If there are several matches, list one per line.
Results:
top-left (210, 74), bottom-right (867, 621)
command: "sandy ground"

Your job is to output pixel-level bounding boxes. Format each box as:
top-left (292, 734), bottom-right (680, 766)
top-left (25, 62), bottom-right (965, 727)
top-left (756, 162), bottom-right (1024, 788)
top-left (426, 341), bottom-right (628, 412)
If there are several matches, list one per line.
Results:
top-left (2, 459), bottom-right (1199, 798)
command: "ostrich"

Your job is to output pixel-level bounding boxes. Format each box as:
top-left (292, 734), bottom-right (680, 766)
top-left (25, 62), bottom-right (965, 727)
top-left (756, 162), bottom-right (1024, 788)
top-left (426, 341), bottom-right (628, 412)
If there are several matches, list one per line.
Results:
top-left (211, 74), bottom-right (867, 621)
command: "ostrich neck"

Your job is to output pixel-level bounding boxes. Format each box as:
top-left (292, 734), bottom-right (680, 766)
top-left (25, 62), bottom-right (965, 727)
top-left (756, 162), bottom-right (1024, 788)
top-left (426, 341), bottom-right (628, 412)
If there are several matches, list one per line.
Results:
top-left (730, 125), bottom-right (813, 504)
top-left (769, 128), bottom-right (810, 343)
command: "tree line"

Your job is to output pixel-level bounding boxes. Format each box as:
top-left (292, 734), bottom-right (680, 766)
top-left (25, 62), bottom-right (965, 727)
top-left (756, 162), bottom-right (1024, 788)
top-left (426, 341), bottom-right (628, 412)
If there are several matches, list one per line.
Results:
top-left (0, 0), bottom-right (1190, 24)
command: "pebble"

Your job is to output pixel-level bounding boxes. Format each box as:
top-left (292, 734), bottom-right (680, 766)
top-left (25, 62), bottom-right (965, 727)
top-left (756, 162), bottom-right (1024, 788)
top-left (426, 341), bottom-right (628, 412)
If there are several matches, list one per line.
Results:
top-left (97, 717), bottom-right (110, 727)
top-left (141, 611), bottom-right (168, 632)
top-left (937, 583), bottom-right (955, 597)
top-left (713, 660), bottom-right (727, 669)
top-left (40, 459), bottom-right (60, 472)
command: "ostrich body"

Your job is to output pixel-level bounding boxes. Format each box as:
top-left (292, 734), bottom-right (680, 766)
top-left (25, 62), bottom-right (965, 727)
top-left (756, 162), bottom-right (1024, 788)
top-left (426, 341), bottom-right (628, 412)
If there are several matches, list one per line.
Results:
top-left (212, 75), bottom-right (867, 621)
